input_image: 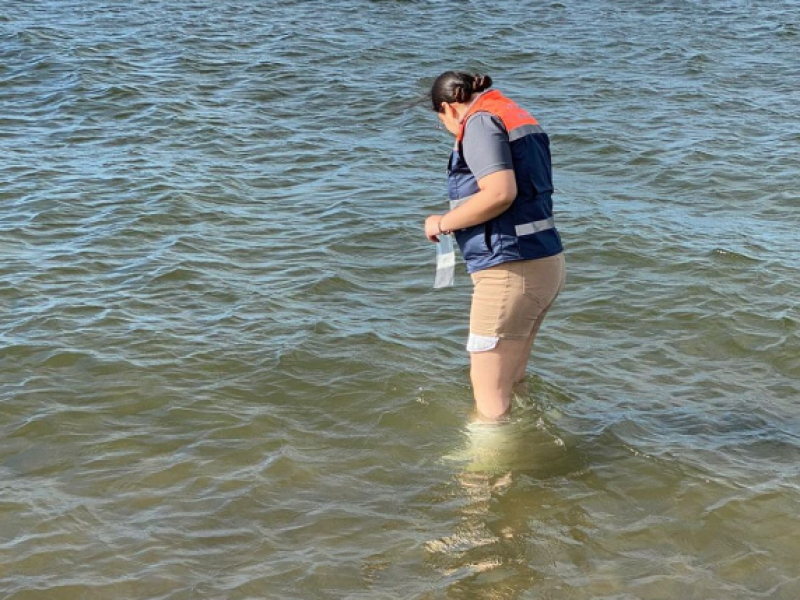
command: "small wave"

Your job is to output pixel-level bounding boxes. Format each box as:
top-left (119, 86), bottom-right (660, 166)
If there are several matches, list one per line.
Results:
top-left (709, 248), bottom-right (761, 264)
top-left (148, 265), bottom-right (202, 284)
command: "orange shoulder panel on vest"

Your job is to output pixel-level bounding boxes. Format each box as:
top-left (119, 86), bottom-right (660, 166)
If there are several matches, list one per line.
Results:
top-left (457, 90), bottom-right (539, 143)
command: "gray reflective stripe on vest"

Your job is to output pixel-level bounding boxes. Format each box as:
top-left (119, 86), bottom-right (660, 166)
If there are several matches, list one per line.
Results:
top-left (515, 217), bottom-right (555, 236)
top-left (449, 193), bottom-right (475, 210)
top-left (508, 123), bottom-right (546, 142)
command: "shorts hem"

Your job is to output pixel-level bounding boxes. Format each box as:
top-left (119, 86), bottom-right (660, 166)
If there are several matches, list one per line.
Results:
top-left (469, 330), bottom-right (530, 341)
top-left (497, 332), bottom-right (530, 340)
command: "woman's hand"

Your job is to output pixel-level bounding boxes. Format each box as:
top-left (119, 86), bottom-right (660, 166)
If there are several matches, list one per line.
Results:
top-left (424, 214), bottom-right (444, 242)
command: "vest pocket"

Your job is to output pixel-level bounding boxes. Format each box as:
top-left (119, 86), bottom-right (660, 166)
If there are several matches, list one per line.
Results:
top-left (456, 223), bottom-right (492, 266)
top-left (484, 222), bottom-right (493, 253)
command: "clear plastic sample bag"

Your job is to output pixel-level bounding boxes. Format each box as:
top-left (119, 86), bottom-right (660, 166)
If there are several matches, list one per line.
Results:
top-left (433, 234), bottom-right (455, 289)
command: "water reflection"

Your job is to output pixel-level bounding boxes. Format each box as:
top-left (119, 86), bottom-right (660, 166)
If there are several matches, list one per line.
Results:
top-left (442, 380), bottom-right (584, 476)
top-left (427, 390), bottom-right (589, 597)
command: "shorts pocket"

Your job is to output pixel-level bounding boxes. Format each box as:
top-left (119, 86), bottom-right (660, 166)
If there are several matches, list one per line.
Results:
top-left (470, 266), bottom-right (511, 336)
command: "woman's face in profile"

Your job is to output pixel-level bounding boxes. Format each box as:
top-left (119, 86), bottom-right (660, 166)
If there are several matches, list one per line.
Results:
top-left (438, 102), bottom-right (462, 137)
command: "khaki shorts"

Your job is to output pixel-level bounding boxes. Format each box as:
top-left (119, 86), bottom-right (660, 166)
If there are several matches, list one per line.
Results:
top-left (467, 253), bottom-right (566, 352)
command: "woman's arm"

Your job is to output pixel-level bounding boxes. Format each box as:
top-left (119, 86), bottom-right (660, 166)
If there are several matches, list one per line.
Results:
top-left (424, 169), bottom-right (517, 242)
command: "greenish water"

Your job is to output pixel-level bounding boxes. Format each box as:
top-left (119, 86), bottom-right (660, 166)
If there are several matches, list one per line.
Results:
top-left (2, 1), bottom-right (800, 598)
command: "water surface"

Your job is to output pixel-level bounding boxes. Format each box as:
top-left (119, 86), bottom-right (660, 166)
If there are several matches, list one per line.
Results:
top-left (2, 1), bottom-right (800, 598)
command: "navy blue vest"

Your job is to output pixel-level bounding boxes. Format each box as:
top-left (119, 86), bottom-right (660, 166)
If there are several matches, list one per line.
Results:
top-left (447, 90), bottom-right (563, 273)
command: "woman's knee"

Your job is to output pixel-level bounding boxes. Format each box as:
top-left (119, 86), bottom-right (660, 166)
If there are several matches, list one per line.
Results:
top-left (470, 339), bottom-right (527, 400)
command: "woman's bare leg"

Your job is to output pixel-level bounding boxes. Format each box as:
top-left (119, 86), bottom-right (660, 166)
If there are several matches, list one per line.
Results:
top-left (470, 338), bottom-right (529, 421)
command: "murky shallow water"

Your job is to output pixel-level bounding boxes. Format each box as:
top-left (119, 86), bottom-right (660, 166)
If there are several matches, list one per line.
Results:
top-left (2, 0), bottom-right (800, 598)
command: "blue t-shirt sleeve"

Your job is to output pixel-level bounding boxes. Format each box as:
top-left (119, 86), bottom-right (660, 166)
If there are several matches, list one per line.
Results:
top-left (462, 114), bottom-right (514, 181)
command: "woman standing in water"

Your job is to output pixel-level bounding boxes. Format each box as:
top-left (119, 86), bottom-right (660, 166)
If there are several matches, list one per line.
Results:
top-left (425, 71), bottom-right (565, 421)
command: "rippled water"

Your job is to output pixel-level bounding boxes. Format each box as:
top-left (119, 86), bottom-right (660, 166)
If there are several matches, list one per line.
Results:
top-left (2, 0), bottom-right (800, 598)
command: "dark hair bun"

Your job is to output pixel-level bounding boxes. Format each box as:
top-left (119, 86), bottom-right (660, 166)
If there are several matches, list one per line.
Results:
top-left (472, 74), bottom-right (492, 92)
top-left (430, 70), bottom-right (494, 112)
